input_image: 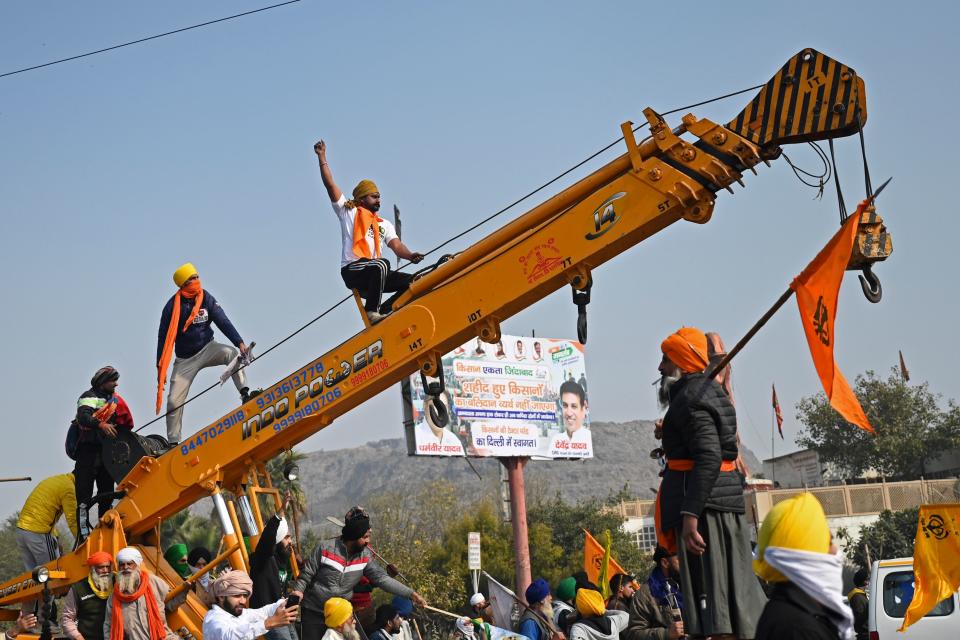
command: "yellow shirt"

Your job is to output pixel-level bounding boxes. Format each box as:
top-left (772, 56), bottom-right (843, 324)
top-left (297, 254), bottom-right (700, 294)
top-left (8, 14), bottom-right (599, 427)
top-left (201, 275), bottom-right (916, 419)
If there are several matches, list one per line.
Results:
top-left (16, 473), bottom-right (78, 537)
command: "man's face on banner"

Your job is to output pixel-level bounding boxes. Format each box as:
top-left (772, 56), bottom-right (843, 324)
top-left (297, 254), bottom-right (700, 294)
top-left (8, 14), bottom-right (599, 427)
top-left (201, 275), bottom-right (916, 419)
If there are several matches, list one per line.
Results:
top-left (560, 391), bottom-right (587, 434)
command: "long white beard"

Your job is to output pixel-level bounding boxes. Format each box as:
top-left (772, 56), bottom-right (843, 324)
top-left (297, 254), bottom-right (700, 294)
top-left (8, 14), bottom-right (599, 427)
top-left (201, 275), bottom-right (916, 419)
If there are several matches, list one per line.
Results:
top-left (538, 602), bottom-right (555, 620)
top-left (341, 625), bottom-right (361, 640)
top-left (117, 570), bottom-right (141, 594)
top-left (91, 572), bottom-right (114, 592)
top-left (658, 375), bottom-right (678, 410)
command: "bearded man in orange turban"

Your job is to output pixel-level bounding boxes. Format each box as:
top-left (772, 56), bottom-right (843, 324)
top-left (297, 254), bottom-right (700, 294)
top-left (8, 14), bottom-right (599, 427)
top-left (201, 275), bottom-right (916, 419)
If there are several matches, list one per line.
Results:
top-left (314, 139), bottom-right (425, 324)
top-left (655, 327), bottom-right (766, 639)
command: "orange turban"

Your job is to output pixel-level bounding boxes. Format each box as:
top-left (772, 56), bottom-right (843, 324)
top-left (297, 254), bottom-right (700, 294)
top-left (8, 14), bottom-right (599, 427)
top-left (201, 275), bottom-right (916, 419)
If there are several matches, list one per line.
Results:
top-left (87, 551), bottom-right (113, 566)
top-left (661, 327), bottom-right (709, 373)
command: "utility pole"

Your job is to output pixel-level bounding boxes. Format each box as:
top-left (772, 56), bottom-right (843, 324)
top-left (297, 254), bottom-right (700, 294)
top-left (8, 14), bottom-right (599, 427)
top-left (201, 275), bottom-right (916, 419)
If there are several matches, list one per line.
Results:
top-left (771, 405), bottom-right (776, 487)
top-left (501, 457), bottom-right (532, 595)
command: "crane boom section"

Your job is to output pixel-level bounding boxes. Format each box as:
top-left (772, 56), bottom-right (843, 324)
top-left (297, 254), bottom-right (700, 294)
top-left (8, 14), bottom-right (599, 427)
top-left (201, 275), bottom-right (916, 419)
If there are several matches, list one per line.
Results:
top-left (0, 48), bottom-right (874, 611)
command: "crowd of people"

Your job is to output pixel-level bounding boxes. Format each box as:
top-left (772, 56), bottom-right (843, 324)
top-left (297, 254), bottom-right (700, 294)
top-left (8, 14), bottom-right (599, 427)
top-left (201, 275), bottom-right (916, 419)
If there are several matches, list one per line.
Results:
top-left (7, 159), bottom-right (875, 640)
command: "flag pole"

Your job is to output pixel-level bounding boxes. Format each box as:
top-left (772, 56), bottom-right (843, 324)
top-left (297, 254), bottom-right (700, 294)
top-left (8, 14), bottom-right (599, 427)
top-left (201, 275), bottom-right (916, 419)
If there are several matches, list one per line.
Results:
top-left (771, 395), bottom-right (776, 487)
top-left (706, 288), bottom-right (795, 380)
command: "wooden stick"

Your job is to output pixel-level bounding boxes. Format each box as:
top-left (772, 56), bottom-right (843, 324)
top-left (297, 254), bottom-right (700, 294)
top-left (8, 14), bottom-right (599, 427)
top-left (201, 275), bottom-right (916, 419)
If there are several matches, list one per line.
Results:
top-left (706, 288), bottom-right (794, 380)
top-left (424, 605), bottom-right (465, 620)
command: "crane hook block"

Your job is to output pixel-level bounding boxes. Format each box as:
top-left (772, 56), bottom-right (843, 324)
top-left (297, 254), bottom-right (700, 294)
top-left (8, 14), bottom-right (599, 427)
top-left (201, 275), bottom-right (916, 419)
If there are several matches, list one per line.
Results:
top-left (571, 276), bottom-right (593, 345)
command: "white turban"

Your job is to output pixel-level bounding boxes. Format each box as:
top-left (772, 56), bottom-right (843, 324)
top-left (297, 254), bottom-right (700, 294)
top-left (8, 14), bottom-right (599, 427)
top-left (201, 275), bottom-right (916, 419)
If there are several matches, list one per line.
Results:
top-left (276, 518), bottom-right (289, 544)
top-left (116, 547), bottom-right (143, 566)
top-left (469, 593), bottom-right (486, 607)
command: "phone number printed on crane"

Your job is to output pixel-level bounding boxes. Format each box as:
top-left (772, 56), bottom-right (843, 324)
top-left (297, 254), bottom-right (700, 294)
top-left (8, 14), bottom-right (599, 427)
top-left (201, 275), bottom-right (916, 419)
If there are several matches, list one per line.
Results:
top-left (255, 361), bottom-right (327, 408)
top-left (180, 410), bottom-right (244, 456)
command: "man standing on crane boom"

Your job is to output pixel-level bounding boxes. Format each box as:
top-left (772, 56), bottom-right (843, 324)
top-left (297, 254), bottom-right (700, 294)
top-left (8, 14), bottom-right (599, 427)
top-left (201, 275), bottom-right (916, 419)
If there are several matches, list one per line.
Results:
top-left (314, 140), bottom-right (425, 323)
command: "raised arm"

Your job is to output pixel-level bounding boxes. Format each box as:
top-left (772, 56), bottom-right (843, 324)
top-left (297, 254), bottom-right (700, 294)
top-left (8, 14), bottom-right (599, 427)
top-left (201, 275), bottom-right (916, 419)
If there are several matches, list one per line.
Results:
top-left (314, 140), bottom-right (343, 203)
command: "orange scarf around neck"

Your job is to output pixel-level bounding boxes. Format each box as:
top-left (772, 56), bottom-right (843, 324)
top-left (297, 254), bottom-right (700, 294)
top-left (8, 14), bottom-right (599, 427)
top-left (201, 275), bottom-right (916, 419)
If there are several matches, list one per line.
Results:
top-left (155, 280), bottom-right (204, 413)
top-left (110, 571), bottom-right (168, 640)
top-left (351, 206), bottom-right (382, 259)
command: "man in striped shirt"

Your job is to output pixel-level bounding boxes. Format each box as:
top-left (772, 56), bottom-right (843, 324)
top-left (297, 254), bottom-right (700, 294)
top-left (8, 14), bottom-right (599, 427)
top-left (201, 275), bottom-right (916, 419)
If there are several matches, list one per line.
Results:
top-left (289, 507), bottom-right (426, 640)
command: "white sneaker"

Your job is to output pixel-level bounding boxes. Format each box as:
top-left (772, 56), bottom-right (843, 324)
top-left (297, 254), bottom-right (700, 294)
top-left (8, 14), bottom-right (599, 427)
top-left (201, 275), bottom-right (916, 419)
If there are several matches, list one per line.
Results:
top-left (366, 310), bottom-right (387, 324)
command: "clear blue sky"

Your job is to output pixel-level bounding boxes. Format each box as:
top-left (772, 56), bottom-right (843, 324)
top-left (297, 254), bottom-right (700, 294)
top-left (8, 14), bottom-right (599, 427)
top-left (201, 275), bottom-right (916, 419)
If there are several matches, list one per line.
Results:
top-left (2, 1), bottom-right (957, 516)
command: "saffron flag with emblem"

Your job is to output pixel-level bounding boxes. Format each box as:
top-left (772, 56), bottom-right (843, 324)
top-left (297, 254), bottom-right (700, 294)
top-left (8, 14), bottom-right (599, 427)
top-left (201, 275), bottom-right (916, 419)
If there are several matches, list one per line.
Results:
top-left (583, 528), bottom-right (625, 589)
top-left (772, 384), bottom-right (784, 439)
top-left (901, 504), bottom-right (960, 631)
top-left (789, 203), bottom-right (873, 432)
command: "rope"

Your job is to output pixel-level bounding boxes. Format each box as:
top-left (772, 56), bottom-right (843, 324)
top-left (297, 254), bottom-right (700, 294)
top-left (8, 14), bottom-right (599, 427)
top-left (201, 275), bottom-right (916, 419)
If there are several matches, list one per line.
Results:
top-left (135, 81), bottom-right (767, 436)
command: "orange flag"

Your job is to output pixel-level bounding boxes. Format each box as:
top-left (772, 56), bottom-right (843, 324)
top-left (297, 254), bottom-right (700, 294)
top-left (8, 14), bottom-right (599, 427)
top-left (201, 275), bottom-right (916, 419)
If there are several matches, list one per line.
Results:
top-left (790, 204), bottom-right (873, 432)
top-left (583, 529), bottom-right (625, 586)
top-left (901, 504), bottom-right (960, 631)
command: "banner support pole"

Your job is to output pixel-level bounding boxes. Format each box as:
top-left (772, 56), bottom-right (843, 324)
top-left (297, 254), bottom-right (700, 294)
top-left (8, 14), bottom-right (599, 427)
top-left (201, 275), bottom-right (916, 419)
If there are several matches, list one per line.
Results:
top-left (502, 456), bottom-right (532, 595)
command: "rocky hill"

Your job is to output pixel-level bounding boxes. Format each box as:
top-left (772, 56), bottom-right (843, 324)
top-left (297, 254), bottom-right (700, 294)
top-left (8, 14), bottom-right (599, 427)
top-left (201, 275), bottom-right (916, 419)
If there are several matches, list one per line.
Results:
top-left (294, 419), bottom-right (761, 526)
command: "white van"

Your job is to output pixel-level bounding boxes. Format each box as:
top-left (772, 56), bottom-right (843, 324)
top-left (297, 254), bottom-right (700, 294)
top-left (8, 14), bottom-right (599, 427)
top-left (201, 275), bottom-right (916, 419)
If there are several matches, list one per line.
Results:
top-left (869, 557), bottom-right (960, 639)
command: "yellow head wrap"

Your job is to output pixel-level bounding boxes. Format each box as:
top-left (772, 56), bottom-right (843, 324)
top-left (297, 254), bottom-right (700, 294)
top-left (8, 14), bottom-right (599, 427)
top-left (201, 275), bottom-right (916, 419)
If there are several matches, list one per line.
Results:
top-left (173, 262), bottom-right (198, 288)
top-left (754, 492), bottom-right (831, 583)
top-left (661, 327), bottom-right (709, 374)
top-left (352, 180), bottom-right (379, 201)
top-left (324, 597), bottom-right (353, 629)
top-left (575, 588), bottom-right (605, 618)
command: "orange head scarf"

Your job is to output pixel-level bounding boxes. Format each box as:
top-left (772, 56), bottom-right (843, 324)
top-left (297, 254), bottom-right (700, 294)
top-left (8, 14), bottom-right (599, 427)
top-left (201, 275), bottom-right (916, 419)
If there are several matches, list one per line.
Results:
top-left (111, 570), bottom-right (168, 640)
top-left (661, 327), bottom-right (709, 374)
top-left (155, 268), bottom-right (205, 413)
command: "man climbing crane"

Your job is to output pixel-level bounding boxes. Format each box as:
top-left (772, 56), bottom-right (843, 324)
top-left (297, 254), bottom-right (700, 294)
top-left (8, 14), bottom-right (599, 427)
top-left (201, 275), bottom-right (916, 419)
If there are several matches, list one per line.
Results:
top-left (314, 140), bottom-right (425, 323)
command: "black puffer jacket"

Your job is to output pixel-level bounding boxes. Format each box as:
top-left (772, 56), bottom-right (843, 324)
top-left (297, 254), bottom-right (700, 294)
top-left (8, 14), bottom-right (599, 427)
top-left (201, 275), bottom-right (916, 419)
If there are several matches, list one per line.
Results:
top-left (659, 373), bottom-right (744, 532)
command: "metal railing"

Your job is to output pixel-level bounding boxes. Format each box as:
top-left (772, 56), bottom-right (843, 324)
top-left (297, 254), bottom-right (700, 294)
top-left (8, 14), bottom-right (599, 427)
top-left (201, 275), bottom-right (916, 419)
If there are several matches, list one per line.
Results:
top-left (614, 478), bottom-right (960, 524)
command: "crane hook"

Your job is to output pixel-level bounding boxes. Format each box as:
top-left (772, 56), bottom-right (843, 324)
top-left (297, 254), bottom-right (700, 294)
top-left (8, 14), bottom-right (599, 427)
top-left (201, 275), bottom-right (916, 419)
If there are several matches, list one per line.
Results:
top-left (858, 264), bottom-right (882, 303)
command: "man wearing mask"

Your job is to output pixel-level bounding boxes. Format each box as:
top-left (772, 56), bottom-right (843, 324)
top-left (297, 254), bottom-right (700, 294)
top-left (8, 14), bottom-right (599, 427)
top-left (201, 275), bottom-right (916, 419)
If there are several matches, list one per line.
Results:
top-left (754, 493), bottom-right (854, 639)
top-left (104, 547), bottom-right (178, 640)
top-left (163, 544), bottom-right (191, 581)
top-left (203, 570), bottom-right (299, 640)
top-left (290, 507), bottom-right (426, 640)
top-left (655, 327), bottom-right (765, 639)
top-left (156, 262), bottom-right (255, 444)
top-left (847, 568), bottom-right (869, 640)
top-left (61, 552), bottom-right (114, 640)
top-left (250, 495), bottom-right (297, 640)
top-left (73, 366), bottom-right (134, 534)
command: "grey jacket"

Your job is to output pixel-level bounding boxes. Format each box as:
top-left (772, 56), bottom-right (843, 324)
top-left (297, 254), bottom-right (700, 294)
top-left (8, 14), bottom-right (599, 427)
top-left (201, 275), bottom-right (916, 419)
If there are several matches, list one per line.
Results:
top-left (291, 537), bottom-right (412, 613)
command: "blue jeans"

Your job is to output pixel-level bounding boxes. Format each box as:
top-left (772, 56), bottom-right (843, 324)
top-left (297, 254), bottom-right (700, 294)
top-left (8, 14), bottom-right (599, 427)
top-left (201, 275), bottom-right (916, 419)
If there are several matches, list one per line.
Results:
top-left (266, 624), bottom-right (298, 640)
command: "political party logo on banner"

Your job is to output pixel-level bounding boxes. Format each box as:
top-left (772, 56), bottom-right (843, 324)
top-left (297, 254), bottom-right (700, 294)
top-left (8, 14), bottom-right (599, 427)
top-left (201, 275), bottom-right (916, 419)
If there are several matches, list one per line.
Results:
top-left (401, 335), bottom-right (592, 459)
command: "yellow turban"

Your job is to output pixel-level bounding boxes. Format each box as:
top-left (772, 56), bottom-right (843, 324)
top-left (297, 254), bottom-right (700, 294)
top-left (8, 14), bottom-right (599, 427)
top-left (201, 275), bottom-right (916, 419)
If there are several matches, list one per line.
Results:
top-left (173, 262), bottom-right (198, 288)
top-left (661, 327), bottom-right (709, 374)
top-left (754, 492), bottom-right (831, 583)
top-left (352, 180), bottom-right (379, 201)
top-left (575, 588), bottom-right (605, 618)
top-left (324, 597), bottom-right (353, 629)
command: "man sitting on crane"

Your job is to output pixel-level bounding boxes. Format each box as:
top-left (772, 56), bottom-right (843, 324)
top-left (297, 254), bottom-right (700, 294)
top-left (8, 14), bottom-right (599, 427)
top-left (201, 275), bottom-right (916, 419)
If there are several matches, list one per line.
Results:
top-left (156, 262), bottom-right (256, 444)
top-left (313, 140), bottom-right (425, 324)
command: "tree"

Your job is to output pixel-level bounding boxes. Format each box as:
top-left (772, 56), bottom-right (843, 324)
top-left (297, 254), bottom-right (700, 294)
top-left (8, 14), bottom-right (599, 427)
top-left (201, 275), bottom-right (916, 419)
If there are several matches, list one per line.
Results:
top-left (159, 508), bottom-right (222, 553)
top-left (527, 488), bottom-right (650, 580)
top-left (0, 515), bottom-right (25, 582)
top-left (795, 367), bottom-right (960, 478)
top-left (846, 507), bottom-right (918, 567)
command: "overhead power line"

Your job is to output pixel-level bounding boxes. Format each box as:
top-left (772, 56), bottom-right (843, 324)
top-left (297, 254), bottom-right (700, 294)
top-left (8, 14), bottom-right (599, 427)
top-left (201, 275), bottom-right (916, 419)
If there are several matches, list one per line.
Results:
top-left (0, 0), bottom-right (302, 80)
